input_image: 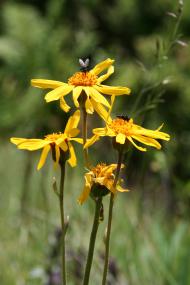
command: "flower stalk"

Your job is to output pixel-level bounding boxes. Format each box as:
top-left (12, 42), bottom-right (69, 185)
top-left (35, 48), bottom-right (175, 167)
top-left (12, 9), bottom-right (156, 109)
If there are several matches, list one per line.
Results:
top-left (102, 147), bottom-right (124, 285)
top-left (59, 154), bottom-right (67, 285)
top-left (82, 197), bottom-right (103, 285)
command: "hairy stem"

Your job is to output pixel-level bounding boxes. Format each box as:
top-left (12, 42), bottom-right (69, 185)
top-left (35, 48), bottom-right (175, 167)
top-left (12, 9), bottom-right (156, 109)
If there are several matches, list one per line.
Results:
top-left (83, 198), bottom-right (102, 285)
top-left (59, 161), bottom-right (67, 285)
top-left (102, 149), bottom-right (123, 285)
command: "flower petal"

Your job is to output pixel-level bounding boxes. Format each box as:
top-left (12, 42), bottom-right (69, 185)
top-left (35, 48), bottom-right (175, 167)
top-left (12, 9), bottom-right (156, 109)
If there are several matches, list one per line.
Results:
top-left (60, 97), bottom-right (71, 112)
top-left (70, 137), bottom-right (83, 144)
top-left (89, 87), bottom-right (110, 108)
top-left (31, 79), bottom-right (65, 89)
top-left (55, 145), bottom-right (60, 164)
top-left (59, 141), bottom-right (68, 152)
top-left (91, 58), bottom-right (114, 75)
top-left (67, 142), bottom-right (77, 167)
top-left (45, 84), bottom-right (73, 102)
top-left (116, 185), bottom-right (129, 192)
top-left (127, 136), bottom-right (147, 152)
top-left (84, 135), bottom-right (99, 149)
top-left (93, 127), bottom-right (115, 137)
top-left (37, 145), bottom-right (51, 170)
top-left (11, 138), bottom-right (49, 150)
top-left (65, 110), bottom-right (80, 134)
top-left (97, 65), bottom-right (114, 83)
top-left (116, 133), bottom-right (126, 144)
top-left (68, 128), bottom-right (80, 137)
top-left (85, 98), bottom-right (94, 114)
top-left (131, 123), bottom-right (170, 141)
top-left (78, 185), bottom-right (91, 205)
top-left (73, 86), bottom-right (83, 107)
top-left (132, 135), bottom-right (161, 149)
top-left (91, 99), bottom-right (111, 122)
top-left (95, 84), bottom-right (131, 96)
top-left (10, 137), bottom-right (28, 146)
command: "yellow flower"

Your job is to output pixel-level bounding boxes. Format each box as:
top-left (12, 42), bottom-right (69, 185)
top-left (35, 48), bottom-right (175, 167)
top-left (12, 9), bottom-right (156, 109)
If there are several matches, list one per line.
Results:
top-left (85, 115), bottom-right (170, 151)
top-left (78, 163), bottom-right (129, 204)
top-left (31, 58), bottom-right (131, 119)
top-left (10, 110), bottom-right (82, 169)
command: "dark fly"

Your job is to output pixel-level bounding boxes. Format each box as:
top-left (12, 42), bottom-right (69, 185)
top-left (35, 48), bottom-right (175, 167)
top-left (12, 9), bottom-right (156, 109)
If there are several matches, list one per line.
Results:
top-left (79, 58), bottom-right (90, 72)
top-left (117, 114), bottom-right (130, 121)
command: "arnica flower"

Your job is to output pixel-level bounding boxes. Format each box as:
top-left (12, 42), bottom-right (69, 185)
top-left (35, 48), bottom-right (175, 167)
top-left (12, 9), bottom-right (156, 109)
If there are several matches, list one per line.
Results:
top-left (78, 163), bottom-right (129, 204)
top-left (31, 58), bottom-right (131, 119)
top-left (10, 110), bottom-right (82, 169)
top-left (85, 115), bottom-right (170, 151)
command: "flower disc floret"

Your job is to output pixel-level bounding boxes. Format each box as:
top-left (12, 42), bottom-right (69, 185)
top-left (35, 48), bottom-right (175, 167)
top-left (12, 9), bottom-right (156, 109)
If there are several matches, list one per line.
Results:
top-left (68, 72), bottom-right (97, 86)
top-left (109, 118), bottom-right (133, 137)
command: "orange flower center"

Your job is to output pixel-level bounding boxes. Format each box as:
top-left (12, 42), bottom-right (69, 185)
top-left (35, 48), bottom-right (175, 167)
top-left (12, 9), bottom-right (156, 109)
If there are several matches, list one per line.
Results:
top-left (91, 163), bottom-right (114, 180)
top-left (109, 118), bottom-right (133, 136)
top-left (68, 71), bottom-right (97, 86)
top-left (44, 132), bottom-right (64, 142)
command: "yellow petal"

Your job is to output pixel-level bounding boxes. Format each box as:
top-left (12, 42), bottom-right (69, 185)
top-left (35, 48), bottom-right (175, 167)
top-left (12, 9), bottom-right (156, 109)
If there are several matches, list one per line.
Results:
top-left (84, 135), bottom-right (99, 149)
top-left (31, 79), bottom-right (65, 89)
top-left (55, 145), bottom-right (60, 164)
top-left (45, 84), bottom-right (73, 102)
top-left (67, 142), bottom-right (77, 167)
top-left (89, 87), bottom-right (110, 108)
top-left (116, 185), bottom-right (129, 192)
top-left (91, 99), bottom-right (111, 122)
top-left (91, 58), bottom-right (114, 75)
top-left (37, 145), bottom-right (51, 170)
top-left (11, 138), bottom-right (49, 150)
top-left (78, 185), bottom-right (91, 205)
top-left (68, 128), bottom-right (80, 137)
top-left (10, 137), bottom-right (27, 146)
top-left (59, 141), bottom-right (68, 152)
top-left (70, 137), bottom-right (83, 144)
top-left (95, 85), bottom-right (131, 96)
top-left (97, 65), bottom-right (114, 84)
top-left (132, 135), bottom-right (161, 149)
top-left (127, 136), bottom-right (147, 152)
top-left (85, 98), bottom-right (94, 114)
top-left (73, 86), bottom-right (83, 107)
top-left (116, 133), bottom-right (126, 144)
top-left (60, 97), bottom-right (70, 112)
top-left (93, 127), bottom-right (115, 137)
top-left (133, 124), bottom-right (170, 140)
top-left (65, 110), bottom-right (80, 134)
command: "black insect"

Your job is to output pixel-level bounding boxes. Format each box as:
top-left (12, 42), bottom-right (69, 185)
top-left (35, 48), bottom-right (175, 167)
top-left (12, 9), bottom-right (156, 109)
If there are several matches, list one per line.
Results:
top-left (79, 58), bottom-right (90, 72)
top-left (117, 114), bottom-right (130, 121)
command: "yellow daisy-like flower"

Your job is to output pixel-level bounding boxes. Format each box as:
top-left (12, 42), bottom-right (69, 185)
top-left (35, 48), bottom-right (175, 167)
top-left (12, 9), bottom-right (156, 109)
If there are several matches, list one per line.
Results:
top-left (85, 115), bottom-right (170, 151)
top-left (31, 58), bottom-right (131, 119)
top-left (10, 110), bottom-right (82, 169)
top-left (78, 163), bottom-right (129, 204)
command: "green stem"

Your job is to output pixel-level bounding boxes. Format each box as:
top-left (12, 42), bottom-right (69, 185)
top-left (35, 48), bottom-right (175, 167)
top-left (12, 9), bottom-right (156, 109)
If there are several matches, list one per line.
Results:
top-left (102, 149), bottom-right (123, 285)
top-left (83, 198), bottom-right (102, 285)
top-left (59, 161), bottom-right (67, 285)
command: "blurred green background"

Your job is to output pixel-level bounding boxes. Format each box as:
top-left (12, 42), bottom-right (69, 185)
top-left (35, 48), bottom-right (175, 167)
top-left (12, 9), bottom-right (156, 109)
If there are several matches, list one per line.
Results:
top-left (0, 0), bottom-right (190, 284)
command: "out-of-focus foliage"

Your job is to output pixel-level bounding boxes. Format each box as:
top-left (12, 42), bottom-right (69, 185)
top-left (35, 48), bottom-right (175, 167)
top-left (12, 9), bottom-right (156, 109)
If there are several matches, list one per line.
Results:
top-left (0, 0), bottom-right (190, 284)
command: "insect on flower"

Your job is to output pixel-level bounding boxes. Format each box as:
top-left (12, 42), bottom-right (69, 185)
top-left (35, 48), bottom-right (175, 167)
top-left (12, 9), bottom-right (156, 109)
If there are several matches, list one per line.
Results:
top-left (79, 58), bottom-right (90, 72)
